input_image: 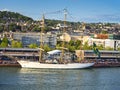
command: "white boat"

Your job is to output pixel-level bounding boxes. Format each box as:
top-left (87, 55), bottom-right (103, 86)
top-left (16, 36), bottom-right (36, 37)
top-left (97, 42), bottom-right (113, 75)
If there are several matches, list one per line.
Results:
top-left (17, 60), bottom-right (94, 69)
top-left (17, 49), bottom-right (95, 69)
top-left (17, 10), bottom-right (95, 69)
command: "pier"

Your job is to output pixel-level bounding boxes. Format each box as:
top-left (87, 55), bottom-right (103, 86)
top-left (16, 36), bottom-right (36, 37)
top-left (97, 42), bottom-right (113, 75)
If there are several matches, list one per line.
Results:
top-left (0, 48), bottom-right (120, 67)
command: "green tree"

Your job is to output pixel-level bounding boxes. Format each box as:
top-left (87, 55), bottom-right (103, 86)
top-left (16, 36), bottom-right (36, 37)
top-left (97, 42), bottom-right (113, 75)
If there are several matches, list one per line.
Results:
top-left (0, 37), bottom-right (8, 47)
top-left (43, 44), bottom-right (51, 52)
top-left (0, 25), bottom-right (4, 32)
top-left (101, 30), bottom-right (108, 34)
top-left (28, 43), bottom-right (38, 48)
top-left (44, 26), bottom-right (51, 32)
top-left (11, 40), bottom-right (16, 48)
top-left (2, 37), bottom-right (9, 44)
top-left (118, 47), bottom-right (120, 51)
top-left (0, 42), bottom-right (7, 47)
top-left (8, 23), bottom-right (17, 32)
top-left (11, 40), bottom-right (22, 48)
top-left (56, 41), bottom-right (63, 48)
top-left (75, 40), bottom-right (81, 50)
top-left (97, 44), bottom-right (104, 50)
top-left (68, 45), bottom-right (76, 52)
top-left (83, 41), bottom-right (91, 50)
top-left (69, 40), bottom-right (74, 46)
top-left (32, 25), bottom-right (41, 32)
top-left (16, 41), bottom-right (22, 48)
top-left (105, 46), bottom-right (114, 50)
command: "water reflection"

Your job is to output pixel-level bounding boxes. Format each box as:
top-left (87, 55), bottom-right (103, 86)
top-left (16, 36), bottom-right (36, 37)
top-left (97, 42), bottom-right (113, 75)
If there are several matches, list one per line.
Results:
top-left (0, 67), bottom-right (120, 90)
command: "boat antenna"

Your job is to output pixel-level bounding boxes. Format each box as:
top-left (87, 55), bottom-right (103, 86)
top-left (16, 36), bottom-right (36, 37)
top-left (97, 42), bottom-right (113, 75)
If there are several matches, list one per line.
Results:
top-left (39, 14), bottom-right (45, 62)
top-left (60, 9), bottom-right (67, 63)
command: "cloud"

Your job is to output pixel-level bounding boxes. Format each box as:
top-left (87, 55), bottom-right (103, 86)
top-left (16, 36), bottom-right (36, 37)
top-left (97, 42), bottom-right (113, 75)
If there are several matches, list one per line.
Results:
top-left (95, 14), bottom-right (120, 22)
top-left (1, 8), bottom-right (10, 11)
top-left (79, 14), bottom-right (120, 23)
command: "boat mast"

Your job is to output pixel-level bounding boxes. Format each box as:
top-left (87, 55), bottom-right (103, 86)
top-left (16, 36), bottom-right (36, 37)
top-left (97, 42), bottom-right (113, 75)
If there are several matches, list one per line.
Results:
top-left (60, 9), bottom-right (67, 63)
top-left (80, 22), bottom-right (85, 61)
top-left (39, 14), bottom-right (45, 62)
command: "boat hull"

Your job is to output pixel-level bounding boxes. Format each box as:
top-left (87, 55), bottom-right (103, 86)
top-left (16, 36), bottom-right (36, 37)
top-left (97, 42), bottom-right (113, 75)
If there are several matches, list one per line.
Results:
top-left (17, 60), bottom-right (94, 69)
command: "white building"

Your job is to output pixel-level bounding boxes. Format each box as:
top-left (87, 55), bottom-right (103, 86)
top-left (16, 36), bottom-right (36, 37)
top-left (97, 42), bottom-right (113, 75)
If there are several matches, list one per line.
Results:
top-left (88, 37), bottom-right (120, 50)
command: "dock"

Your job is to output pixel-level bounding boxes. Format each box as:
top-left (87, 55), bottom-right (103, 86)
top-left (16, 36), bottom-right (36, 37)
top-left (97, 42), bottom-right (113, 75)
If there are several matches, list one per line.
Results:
top-left (93, 60), bottom-right (120, 68)
top-left (0, 60), bottom-right (20, 67)
top-left (0, 60), bottom-right (120, 68)
top-left (0, 48), bottom-right (120, 68)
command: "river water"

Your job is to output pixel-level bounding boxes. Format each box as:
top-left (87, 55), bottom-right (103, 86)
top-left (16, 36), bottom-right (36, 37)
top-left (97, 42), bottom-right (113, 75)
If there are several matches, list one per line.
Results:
top-left (0, 67), bottom-right (120, 90)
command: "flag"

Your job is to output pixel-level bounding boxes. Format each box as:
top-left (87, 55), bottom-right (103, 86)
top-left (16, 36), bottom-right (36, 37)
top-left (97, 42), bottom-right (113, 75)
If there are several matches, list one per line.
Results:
top-left (93, 42), bottom-right (100, 58)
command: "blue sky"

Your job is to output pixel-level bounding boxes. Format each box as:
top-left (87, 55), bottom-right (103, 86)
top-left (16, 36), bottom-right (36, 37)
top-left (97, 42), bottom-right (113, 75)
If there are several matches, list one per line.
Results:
top-left (0, 0), bottom-right (120, 22)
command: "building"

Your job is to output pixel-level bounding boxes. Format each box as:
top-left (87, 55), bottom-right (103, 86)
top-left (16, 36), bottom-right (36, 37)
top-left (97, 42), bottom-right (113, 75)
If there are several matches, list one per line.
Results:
top-left (88, 34), bottom-right (120, 50)
top-left (12, 32), bottom-right (57, 48)
top-left (0, 48), bottom-right (119, 61)
top-left (59, 32), bottom-right (90, 44)
top-left (59, 33), bottom-right (71, 42)
top-left (75, 50), bottom-right (120, 61)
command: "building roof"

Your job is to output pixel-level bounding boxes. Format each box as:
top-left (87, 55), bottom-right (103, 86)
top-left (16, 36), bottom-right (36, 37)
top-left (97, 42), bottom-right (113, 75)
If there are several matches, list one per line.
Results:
top-left (0, 48), bottom-right (39, 51)
top-left (47, 50), bottom-right (61, 55)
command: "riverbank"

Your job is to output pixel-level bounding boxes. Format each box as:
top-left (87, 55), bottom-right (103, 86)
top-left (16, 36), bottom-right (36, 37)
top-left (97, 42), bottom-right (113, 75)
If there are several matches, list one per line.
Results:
top-left (0, 60), bottom-right (21, 67)
top-left (93, 62), bottom-right (120, 68)
top-left (0, 60), bottom-right (120, 68)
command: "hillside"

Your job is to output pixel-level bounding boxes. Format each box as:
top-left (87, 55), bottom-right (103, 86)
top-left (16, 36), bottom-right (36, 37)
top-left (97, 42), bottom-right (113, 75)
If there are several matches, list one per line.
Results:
top-left (0, 11), bottom-right (78, 32)
top-left (0, 11), bottom-right (119, 34)
top-left (0, 11), bottom-right (33, 23)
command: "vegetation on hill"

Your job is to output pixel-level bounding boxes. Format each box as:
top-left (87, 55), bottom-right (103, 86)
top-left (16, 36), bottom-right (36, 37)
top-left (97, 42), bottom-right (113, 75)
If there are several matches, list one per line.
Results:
top-left (0, 11), bottom-right (33, 23)
top-left (0, 11), bottom-right (119, 34)
top-left (0, 11), bottom-right (80, 33)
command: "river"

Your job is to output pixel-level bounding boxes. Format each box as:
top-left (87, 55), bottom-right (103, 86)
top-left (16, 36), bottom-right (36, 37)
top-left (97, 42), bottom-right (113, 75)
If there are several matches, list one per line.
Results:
top-left (0, 67), bottom-right (120, 90)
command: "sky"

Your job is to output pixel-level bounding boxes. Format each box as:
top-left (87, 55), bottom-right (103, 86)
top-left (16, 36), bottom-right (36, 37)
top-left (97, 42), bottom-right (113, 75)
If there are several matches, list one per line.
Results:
top-left (0, 0), bottom-right (120, 23)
